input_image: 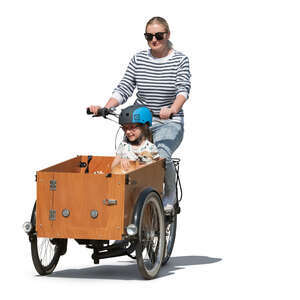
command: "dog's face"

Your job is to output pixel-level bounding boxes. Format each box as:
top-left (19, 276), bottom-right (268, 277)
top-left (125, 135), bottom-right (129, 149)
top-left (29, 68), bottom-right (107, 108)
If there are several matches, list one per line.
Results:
top-left (137, 151), bottom-right (159, 163)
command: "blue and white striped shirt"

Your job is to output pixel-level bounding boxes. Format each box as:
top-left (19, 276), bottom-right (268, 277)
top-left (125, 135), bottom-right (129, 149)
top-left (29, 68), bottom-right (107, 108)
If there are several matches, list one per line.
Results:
top-left (112, 49), bottom-right (191, 118)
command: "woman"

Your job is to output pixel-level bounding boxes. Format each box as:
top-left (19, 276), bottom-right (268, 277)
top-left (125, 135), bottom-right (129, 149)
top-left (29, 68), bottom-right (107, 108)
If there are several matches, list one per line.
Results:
top-left (89, 16), bottom-right (191, 213)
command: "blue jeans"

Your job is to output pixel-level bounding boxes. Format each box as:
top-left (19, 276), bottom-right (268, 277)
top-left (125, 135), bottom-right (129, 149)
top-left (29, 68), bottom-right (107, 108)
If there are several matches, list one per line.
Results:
top-left (151, 119), bottom-right (184, 206)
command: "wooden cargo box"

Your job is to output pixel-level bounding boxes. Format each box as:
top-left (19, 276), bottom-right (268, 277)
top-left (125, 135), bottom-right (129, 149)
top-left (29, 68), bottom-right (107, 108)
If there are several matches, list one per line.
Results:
top-left (36, 156), bottom-right (165, 240)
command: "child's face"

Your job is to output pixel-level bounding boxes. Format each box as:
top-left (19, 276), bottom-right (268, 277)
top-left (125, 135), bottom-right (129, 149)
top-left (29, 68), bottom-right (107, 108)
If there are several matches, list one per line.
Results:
top-left (122, 124), bottom-right (143, 142)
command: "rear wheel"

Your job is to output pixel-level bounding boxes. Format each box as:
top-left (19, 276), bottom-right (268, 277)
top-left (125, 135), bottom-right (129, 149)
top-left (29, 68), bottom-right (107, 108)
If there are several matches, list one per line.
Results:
top-left (162, 213), bottom-right (177, 265)
top-left (136, 192), bottom-right (165, 279)
top-left (30, 202), bottom-right (67, 275)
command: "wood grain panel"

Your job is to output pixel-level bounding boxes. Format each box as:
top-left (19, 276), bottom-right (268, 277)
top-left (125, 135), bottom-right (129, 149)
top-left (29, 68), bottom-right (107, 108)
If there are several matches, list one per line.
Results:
top-left (124, 159), bottom-right (165, 227)
top-left (36, 156), bottom-right (164, 241)
top-left (87, 156), bottom-right (115, 174)
top-left (37, 172), bottom-right (124, 240)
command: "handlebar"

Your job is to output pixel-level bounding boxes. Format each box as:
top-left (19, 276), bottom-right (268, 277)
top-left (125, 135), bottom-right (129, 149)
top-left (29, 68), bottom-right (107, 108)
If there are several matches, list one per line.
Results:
top-left (86, 107), bottom-right (113, 118)
top-left (86, 108), bottom-right (93, 115)
top-left (87, 108), bottom-right (173, 120)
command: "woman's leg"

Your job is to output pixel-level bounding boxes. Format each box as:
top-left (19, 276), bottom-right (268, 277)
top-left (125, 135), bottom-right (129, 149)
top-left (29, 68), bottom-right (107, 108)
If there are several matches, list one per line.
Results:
top-left (152, 121), bottom-right (184, 207)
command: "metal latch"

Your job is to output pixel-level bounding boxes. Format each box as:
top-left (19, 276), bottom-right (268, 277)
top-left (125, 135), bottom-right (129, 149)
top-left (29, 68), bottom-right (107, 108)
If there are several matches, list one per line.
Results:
top-left (49, 210), bottom-right (56, 220)
top-left (103, 199), bottom-right (117, 206)
top-left (79, 161), bottom-right (87, 168)
top-left (50, 180), bottom-right (56, 191)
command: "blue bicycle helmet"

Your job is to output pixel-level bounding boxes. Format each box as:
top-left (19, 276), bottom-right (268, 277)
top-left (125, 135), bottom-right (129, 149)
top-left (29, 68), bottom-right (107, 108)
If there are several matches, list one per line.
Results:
top-left (119, 105), bottom-right (152, 126)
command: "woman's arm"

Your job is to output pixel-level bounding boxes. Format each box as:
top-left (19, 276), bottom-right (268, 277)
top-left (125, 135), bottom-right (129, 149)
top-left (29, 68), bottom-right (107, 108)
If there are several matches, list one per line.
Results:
top-left (160, 55), bottom-right (191, 119)
top-left (171, 94), bottom-right (187, 114)
top-left (104, 97), bottom-right (120, 109)
top-left (160, 94), bottom-right (187, 119)
top-left (89, 55), bottom-right (137, 113)
top-left (111, 55), bottom-right (137, 105)
top-left (88, 97), bottom-right (120, 114)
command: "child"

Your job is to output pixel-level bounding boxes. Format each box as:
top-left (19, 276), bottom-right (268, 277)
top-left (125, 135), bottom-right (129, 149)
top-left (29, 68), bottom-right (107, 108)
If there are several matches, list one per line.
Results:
top-left (111, 105), bottom-right (159, 172)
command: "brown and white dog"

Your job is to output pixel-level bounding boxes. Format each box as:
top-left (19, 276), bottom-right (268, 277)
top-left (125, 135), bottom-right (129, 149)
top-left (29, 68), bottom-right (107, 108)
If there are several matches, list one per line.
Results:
top-left (111, 151), bottom-right (159, 174)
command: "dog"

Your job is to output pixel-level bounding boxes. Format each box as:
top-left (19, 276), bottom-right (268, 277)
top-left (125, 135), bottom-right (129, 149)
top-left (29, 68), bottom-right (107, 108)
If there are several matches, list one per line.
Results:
top-left (111, 151), bottom-right (159, 174)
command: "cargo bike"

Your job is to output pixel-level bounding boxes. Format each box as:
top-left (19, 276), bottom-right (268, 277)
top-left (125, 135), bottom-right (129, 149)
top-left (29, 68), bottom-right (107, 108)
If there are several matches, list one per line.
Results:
top-left (23, 108), bottom-right (182, 279)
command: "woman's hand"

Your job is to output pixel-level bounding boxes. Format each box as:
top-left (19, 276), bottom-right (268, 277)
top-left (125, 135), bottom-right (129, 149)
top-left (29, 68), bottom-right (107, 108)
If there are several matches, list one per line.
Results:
top-left (88, 98), bottom-right (120, 115)
top-left (88, 105), bottom-right (101, 115)
top-left (159, 106), bottom-right (174, 119)
top-left (120, 158), bottom-right (131, 171)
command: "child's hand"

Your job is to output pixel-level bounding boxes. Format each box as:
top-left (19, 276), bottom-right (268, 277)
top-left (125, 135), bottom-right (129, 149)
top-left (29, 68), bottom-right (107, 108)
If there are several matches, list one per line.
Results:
top-left (120, 158), bottom-right (130, 171)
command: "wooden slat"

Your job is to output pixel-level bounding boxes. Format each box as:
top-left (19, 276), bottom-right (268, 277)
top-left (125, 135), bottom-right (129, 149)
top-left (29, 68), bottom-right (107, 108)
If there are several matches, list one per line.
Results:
top-left (124, 159), bottom-right (165, 227)
top-left (40, 156), bottom-right (82, 173)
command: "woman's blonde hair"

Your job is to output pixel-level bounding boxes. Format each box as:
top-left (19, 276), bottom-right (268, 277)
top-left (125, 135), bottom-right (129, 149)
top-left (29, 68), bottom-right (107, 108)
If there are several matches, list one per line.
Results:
top-left (145, 16), bottom-right (173, 49)
top-left (146, 16), bottom-right (170, 33)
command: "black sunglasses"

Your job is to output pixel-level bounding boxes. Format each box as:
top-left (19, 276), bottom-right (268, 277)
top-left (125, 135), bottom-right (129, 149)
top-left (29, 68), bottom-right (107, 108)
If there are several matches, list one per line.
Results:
top-left (144, 32), bottom-right (168, 41)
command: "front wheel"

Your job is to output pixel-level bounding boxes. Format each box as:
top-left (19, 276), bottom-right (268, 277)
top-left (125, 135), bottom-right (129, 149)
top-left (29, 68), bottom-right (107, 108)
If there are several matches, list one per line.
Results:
top-left (31, 236), bottom-right (63, 275)
top-left (30, 202), bottom-right (67, 275)
top-left (135, 191), bottom-right (165, 279)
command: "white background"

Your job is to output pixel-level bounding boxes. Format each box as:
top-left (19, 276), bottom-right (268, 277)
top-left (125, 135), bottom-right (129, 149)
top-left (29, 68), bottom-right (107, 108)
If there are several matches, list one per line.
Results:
top-left (1, 0), bottom-right (300, 298)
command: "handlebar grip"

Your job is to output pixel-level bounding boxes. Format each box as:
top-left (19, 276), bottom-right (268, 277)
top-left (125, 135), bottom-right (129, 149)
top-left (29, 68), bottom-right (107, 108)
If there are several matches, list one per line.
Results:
top-left (86, 107), bottom-right (109, 117)
top-left (152, 113), bottom-right (173, 119)
top-left (96, 108), bottom-right (103, 116)
top-left (95, 107), bottom-right (109, 117)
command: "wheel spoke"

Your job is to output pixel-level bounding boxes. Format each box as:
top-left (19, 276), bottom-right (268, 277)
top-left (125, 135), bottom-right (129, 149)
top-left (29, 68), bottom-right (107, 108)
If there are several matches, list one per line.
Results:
top-left (37, 238), bottom-right (56, 267)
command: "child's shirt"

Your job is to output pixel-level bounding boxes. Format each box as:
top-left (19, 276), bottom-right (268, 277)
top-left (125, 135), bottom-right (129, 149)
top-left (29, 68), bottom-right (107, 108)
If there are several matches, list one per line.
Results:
top-left (116, 139), bottom-right (160, 161)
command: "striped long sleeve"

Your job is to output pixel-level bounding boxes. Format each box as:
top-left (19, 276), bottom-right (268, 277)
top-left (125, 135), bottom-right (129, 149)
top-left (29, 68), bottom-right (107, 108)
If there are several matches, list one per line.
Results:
top-left (112, 50), bottom-right (191, 117)
top-left (112, 56), bottom-right (137, 104)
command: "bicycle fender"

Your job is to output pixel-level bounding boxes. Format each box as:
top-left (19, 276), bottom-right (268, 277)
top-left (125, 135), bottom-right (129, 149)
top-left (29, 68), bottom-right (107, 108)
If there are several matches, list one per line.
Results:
top-left (131, 187), bottom-right (161, 229)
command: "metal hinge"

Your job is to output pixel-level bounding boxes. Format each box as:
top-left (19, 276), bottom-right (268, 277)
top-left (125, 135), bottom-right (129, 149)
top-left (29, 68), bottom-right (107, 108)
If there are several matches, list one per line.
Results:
top-left (50, 180), bottom-right (56, 191)
top-left (49, 210), bottom-right (56, 220)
